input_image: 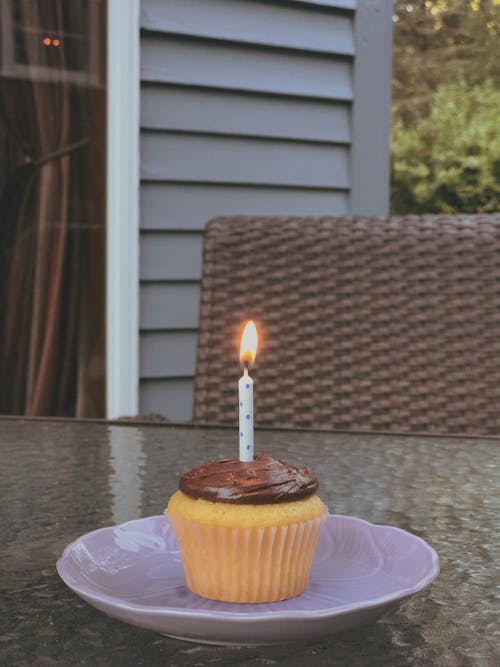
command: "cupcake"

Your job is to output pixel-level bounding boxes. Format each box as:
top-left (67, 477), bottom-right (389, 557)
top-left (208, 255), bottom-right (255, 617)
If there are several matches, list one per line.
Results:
top-left (166, 453), bottom-right (326, 603)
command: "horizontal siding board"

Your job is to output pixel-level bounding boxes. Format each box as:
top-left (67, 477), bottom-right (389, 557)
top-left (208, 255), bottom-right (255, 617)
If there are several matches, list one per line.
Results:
top-left (139, 378), bottom-right (194, 421)
top-left (140, 331), bottom-right (197, 378)
top-left (290, 0), bottom-right (356, 9)
top-left (140, 184), bottom-right (349, 230)
top-left (141, 36), bottom-right (352, 100)
top-left (140, 133), bottom-right (350, 188)
top-left (141, 85), bottom-right (351, 143)
top-left (140, 283), bottom-right (200, 329)
top-left (140, 232), bottom-right (203, 280)
top-left (140, 0), bottom-right (354, 56)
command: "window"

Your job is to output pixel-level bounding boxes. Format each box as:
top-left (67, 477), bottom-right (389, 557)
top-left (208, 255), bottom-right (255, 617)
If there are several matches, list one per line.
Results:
top-left (0, 0), bottom-right (107, 417)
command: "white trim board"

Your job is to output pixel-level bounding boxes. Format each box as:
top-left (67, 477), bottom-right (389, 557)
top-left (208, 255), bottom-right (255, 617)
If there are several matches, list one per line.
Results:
top-left (106, 0), bottom-right (140, 418)
top-left (350, 0), bottom-right (393, 215)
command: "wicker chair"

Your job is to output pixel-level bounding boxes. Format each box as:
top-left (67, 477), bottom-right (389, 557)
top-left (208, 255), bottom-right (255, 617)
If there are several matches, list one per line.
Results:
top-left (193, 215), bottom-right (500, 435)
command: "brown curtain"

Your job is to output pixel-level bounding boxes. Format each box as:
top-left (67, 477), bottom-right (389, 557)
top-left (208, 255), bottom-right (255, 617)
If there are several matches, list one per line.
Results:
top-left (0, 0), bottom-right (106, 416)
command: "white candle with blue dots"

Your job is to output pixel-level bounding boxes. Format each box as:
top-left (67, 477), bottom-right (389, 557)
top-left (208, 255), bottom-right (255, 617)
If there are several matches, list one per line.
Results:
top-left (238, 320), bottom-right (258, 462)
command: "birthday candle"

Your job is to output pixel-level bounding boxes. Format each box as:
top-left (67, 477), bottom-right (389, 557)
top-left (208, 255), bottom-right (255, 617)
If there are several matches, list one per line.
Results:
top-left (238, 321), bottom-right (258, 462)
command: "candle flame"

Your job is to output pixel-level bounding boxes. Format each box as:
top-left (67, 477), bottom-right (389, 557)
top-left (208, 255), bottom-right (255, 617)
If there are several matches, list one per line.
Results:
top-left (239, 320), bottom-right (258, 366)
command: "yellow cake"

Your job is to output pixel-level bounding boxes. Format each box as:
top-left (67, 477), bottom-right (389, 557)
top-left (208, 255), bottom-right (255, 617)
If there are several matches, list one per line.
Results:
top-left (166, 454), bottom-right (327, 603)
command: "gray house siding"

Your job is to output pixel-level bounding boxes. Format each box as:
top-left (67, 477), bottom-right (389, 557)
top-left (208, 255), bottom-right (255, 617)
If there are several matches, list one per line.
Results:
top-left (139, 0), bottom-right (392, 421)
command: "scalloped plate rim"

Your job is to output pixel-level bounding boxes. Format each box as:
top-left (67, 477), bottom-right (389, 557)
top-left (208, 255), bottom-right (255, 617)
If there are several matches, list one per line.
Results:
top-left (56, 514), bottom-right (440, 623)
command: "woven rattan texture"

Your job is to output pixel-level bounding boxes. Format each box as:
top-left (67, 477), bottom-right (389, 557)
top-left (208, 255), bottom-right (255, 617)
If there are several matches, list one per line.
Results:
top-left (193, 215), bottom-right (500, 435)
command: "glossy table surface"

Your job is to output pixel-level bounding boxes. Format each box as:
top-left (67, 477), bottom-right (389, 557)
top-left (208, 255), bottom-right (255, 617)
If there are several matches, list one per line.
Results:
top-left (1, 418), bottom-right (498, 666)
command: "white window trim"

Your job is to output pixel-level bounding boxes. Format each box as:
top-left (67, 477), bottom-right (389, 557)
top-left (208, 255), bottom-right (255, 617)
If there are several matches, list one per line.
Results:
top-left (106, 0), bottom-right (140, 418)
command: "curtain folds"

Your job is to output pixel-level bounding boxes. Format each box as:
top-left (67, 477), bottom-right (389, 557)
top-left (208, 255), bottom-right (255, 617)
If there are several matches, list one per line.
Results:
top-left (0, 0), bottom-right (105, 417)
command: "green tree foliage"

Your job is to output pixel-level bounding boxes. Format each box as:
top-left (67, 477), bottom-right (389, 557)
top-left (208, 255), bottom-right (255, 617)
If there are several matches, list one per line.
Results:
top-left (391, 80), bottom-right (500, 213)
top-left (391, 0), bottom-right (500, 213)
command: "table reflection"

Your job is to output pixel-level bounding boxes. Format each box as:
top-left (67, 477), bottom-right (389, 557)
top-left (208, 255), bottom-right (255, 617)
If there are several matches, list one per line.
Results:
top-left (108, 426), bottom-right (145, 524)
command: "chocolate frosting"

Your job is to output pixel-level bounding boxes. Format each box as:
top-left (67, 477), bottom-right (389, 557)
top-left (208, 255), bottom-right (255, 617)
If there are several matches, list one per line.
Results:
top-left (179, 453), bottom-right (318, 504)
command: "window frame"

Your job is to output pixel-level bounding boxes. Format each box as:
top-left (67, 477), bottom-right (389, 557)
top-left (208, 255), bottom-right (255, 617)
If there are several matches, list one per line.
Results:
top-left (106, 0), bottom-right (140, 418)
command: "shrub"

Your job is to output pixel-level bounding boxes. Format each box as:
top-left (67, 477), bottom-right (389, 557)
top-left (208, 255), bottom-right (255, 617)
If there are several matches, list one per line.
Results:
top-left (391, 79), bottom-right (500, 213)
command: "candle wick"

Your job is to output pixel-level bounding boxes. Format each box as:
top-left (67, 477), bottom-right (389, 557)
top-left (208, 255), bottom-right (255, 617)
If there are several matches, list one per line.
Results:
top-left (243, 361), bottom-right (249, 375)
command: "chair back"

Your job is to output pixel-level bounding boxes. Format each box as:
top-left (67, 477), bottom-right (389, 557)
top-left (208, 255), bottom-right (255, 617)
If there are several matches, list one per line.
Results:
top-left (193, 215), bottom-right (500, 435)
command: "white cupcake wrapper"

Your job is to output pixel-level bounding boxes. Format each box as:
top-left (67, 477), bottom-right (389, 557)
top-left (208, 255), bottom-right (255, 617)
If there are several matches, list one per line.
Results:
top-left (168, 512), bottom-right (327, 603)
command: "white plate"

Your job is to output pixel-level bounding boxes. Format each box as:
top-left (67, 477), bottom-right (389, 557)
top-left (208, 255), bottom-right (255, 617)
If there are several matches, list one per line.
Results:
top-left (57, 514), bottom-right (439, 645)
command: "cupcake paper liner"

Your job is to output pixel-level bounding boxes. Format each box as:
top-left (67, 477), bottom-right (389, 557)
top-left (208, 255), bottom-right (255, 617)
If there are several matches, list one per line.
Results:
top-left (168, 512), bottom-right (327, 603)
